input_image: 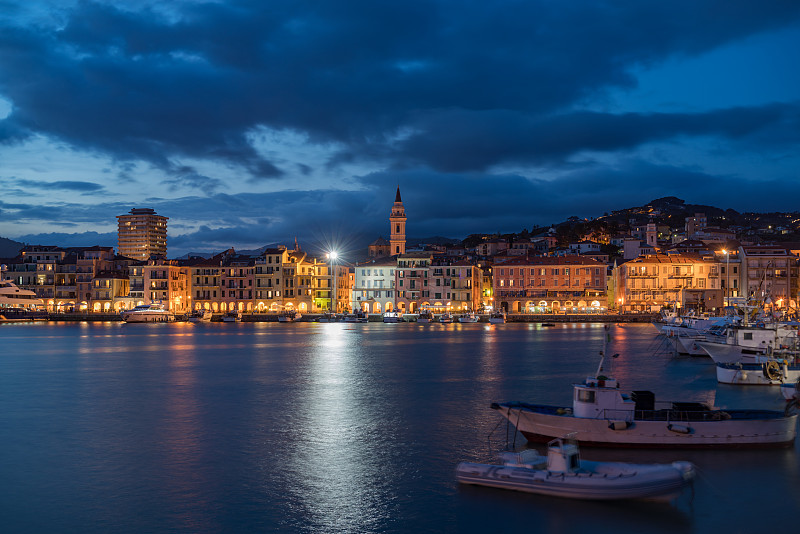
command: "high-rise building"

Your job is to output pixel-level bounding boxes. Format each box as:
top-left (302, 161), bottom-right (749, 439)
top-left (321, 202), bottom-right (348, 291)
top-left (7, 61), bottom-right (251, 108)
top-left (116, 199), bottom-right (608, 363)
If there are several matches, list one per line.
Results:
top-left (116, 208), bottom-right (168, 260)
top-left (389, 186), bottom-right (406, 255)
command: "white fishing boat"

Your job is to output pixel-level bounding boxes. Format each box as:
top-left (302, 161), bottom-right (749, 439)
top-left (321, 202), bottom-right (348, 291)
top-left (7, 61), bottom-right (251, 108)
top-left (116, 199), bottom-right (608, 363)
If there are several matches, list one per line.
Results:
top-left (277, 310), bottom-right (300, 322)
top-left (416, 309), bottom-right (433, 323)
top-left (121, 303), bottom-right (175, 323)
top-left (343, 312), bottom-right (368, 323)
top-left (696, 323), bottom-right (799, 364)
top-left (488, 311), bottom-right (506, 324)
top-left (456, 438), bottom-right (695, 501)
top-left (492, 351), bottom-right (797, 448)
top-left (187, 310), bottom-right (212, 322)
top-left (716, 360), bottom-right (800, 386)
top-left (439, 313), bottom-right (454, 324)
top-left (458, 312), bottom-right (479, 323)
top-left (222, 310), bottom-right (242, 322)
top-left (382, 311), bottom-right (401, 323)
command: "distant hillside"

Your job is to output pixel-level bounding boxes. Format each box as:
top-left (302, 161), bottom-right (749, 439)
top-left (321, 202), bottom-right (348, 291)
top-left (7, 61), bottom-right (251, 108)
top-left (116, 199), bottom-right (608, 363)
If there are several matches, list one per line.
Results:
top-left (0, 237), bottom-right (24, 258)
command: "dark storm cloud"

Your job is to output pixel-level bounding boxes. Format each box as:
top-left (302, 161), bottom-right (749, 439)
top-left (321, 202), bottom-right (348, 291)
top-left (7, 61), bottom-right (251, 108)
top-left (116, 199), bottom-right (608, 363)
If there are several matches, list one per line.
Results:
top-left (16, 179), bottom-right (105, 193)
top-left (1, 1), bottom-right (800, 184)
top-left (393, 104), bottom-right (800, 171)
top-left (9, 156), bottom-right (800, 257)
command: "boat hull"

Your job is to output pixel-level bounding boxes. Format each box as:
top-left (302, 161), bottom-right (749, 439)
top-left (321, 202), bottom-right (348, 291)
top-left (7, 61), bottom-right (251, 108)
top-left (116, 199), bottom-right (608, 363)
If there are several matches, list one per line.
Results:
top-left (696, 341), bottom-right (766, 364)
top-left (493, 403), bottom-right (797, 449)
top-left (456, 461), bottom-right (694, 501)
top-left (675, 336), bottom-right (708, 356)
top-left (122, 313), bottom-right (175, 323)
top-left (716, 362), bottom-right (800, 386)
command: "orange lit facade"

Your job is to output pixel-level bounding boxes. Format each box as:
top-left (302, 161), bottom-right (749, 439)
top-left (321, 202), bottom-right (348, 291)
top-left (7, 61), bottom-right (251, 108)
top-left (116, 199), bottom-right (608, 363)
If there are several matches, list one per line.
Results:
top-left (493, 255), bottom-right (607, 313)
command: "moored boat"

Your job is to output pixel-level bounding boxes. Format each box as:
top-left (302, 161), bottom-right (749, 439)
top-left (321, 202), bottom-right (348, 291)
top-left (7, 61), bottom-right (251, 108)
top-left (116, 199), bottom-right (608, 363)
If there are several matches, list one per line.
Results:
top-left (0, 279), bottom-right (45, 316)
top-left (416, 309), bottom-right (433, 323)
top-left (121, 303), bottom-right (175, 323)
top-left (278, 310), bottom-right (300, 322)
top-left (343, 312), bottom-right (368, 323)
top-left (456, 438), bottom-right (695, 501)
top-left (716, 360), bottom-right (800, 386)
top-left (488, 311), bottom-right (506, 324)
top-left (188, 310), bottom-right (212, 322)
top-left (382, 311), bottom-right (401, 323)
top-left (222, 310), bottom-right (242, 322)
top-left (458, 312), bottom-right (479, 323)
top-left (439, 313), bottom-right (454, 324)
top-left (492, 353), bottom-right (797, 448)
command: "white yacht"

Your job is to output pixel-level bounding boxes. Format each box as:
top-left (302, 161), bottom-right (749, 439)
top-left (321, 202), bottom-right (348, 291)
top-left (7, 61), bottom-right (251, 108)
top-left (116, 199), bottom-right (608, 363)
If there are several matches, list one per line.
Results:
top-left (0, 279), bottom-right (44, 311)
top-left (121, 303), bottom-right (175, 323)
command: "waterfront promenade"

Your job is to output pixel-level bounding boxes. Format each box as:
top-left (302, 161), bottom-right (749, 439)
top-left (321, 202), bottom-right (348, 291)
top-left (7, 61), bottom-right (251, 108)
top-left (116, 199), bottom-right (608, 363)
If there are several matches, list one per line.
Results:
top-left (6, 312), bottom-right (657, 323)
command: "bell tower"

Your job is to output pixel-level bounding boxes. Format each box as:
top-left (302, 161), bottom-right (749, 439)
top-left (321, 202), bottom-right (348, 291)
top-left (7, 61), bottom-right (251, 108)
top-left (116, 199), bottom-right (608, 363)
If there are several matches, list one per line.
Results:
top-left (389, 186), bottom-right (406, 255)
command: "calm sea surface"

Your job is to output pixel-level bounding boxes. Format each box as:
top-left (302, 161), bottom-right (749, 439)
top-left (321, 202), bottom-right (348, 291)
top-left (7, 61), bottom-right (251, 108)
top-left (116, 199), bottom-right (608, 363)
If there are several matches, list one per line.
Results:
top-left (1, 321), bottom-right (798, 533)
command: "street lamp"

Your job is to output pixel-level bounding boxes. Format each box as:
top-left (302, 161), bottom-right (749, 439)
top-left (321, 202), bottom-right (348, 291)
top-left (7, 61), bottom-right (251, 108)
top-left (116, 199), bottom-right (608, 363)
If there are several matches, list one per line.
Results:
top-left (722, 249), bottom-right (729, 307)
top-left (328, 251), bottom-right (338, 313)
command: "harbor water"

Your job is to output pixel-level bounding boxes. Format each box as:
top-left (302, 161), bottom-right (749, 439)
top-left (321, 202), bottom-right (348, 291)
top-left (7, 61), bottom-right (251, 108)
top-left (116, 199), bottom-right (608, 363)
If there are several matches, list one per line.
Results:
top-left (0, 322), bottom-right (797, 533)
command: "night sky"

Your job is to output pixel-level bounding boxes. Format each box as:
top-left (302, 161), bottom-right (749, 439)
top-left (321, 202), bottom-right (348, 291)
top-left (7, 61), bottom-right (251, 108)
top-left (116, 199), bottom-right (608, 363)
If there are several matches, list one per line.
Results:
top-left (1, 1), bottom-right (799, 257)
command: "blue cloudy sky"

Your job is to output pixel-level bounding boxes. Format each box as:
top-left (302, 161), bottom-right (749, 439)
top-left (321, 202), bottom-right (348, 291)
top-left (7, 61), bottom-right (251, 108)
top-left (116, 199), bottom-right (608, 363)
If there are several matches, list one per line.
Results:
top-left (1, 0), bottom-right (799, 257)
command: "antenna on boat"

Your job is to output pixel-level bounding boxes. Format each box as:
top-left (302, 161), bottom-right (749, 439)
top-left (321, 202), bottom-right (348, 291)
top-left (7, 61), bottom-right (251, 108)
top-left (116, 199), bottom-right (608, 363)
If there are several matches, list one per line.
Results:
top-left (596, 325), bottom-right (619, 377)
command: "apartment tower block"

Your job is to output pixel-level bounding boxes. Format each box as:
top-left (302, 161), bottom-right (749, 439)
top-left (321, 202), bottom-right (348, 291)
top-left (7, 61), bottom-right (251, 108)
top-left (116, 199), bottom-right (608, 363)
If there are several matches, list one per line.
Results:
top-left (117, 208), bottom-right (168, 260)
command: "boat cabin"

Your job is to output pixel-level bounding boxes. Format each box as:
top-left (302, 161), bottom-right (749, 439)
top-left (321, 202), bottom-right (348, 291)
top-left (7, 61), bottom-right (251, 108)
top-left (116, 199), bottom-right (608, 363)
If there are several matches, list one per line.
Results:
top-left (573, 377), bottom-right (635, 422)
top-left (546, 439), bottom-right (580, 473)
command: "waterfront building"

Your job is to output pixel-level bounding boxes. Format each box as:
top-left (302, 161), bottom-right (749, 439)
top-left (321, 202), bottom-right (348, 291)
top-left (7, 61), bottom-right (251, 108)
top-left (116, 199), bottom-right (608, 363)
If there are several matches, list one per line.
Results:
top-left (253, 247), bottom-right (290, 312)
top-left (220, 254), bottom-right (256, 313)
top-left (285, 249), bottom-right (317, 313)
top-left (424, 257), bottom-right (481, 313)
top-left (142, 259), bottom-right (189, 312)
top-left (189, 251), bottom-right (227, 312)
top-left (389, 187), bottom-right (407, 256)
top-left (738, 245), bottom-right (797, 310)
top-left (75, 246), bottom-right (115, 305)
top-left (116, 208), bottom-right (168, 260)
top-left (90, 271), bottom-right (130, 312)
top-left (352, 256), bottom-right (397, 314)
top-left (128, 263), bottom-right (146, 305)
top-left (615, 252), bottom-right (722, 313)
top-left (494, 255), bottom-right (607, 313)
top-left (394, 252), bottom-right (433, 313)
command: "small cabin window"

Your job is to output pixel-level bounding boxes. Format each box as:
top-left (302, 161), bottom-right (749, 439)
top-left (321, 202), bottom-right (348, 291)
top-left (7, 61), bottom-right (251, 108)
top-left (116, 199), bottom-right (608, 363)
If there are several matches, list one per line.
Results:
top-left (743, 333), bottom-right (753, 341)
top-left (576, 389), bottom-right (596, 403)
top-left (569, 453), bottom-right (580, 470)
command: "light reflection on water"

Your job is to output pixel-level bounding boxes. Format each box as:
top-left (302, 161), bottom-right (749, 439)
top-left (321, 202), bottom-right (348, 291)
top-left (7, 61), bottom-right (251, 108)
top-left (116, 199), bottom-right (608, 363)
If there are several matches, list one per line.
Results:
top-left (0, 322), bottom-right (798, 533)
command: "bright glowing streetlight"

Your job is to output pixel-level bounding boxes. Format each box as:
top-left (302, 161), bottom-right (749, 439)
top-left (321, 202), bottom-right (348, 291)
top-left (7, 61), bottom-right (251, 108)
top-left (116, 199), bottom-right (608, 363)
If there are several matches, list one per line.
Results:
top-left (722, 249), bottom-right (730, 307)
top-left (327, 251), bottom-right (338, 313)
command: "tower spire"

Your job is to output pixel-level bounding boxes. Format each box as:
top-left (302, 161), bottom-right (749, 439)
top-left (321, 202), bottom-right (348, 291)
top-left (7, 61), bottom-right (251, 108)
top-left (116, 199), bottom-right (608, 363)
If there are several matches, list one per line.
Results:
top-left (389, 187), bottom-right (406, 256)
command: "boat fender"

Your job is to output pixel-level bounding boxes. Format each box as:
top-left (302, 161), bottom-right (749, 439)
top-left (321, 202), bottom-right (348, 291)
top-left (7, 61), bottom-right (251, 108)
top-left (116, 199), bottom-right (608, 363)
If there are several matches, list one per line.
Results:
top-left (608, 421), bottom-right (632, 431)
top-left (667, 423), bottom-right (693, 434)
top-left (763, 360), bottom-right (781, 381)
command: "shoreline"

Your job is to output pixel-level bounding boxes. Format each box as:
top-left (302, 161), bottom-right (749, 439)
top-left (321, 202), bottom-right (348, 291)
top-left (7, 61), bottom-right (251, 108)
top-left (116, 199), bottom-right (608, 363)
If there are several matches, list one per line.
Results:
top-left (4, 312), bottom-right (657, 323)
